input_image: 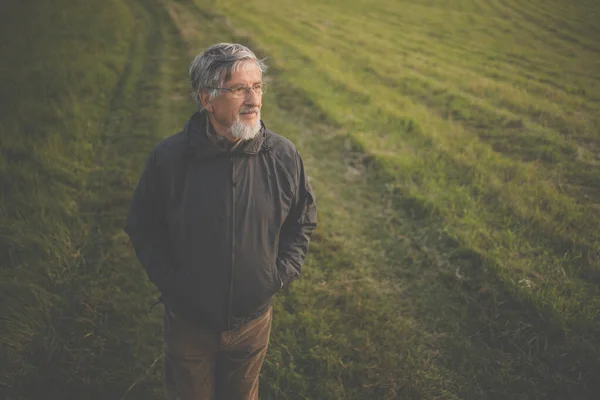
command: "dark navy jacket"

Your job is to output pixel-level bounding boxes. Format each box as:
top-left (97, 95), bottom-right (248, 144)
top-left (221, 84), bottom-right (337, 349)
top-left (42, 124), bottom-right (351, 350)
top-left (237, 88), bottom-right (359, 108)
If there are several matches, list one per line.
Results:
top-left (125, 111), bottom-right (317, 331)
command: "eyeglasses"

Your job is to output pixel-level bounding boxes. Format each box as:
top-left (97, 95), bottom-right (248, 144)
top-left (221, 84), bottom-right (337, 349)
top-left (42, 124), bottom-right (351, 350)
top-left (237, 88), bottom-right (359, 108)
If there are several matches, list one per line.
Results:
top-left (207, 82), bottom-right (267, 98)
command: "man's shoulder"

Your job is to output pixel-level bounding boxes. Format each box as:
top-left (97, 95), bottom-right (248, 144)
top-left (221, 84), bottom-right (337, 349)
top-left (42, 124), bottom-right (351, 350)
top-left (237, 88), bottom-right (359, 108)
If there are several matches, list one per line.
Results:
top-left (264, 128), bottom-right (299, 158)
top-left (151, 131), bottom-right (187, 165)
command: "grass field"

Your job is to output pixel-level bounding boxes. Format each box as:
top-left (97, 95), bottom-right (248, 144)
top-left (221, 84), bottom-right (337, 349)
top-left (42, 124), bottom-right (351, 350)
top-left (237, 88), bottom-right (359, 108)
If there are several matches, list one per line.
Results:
top-left (1, 0), bottom-right (599, 398)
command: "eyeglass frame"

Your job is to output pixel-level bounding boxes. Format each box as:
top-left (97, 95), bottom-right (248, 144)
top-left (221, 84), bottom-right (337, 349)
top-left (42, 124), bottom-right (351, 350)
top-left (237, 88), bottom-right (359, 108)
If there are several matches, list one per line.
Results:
top-left (206, 82), bottom-right (267, 98)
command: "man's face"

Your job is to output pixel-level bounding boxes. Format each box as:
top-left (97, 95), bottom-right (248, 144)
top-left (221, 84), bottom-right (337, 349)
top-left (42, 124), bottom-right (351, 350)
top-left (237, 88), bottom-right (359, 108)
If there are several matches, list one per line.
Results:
top-left (202, 62), bottom-right (263, 138)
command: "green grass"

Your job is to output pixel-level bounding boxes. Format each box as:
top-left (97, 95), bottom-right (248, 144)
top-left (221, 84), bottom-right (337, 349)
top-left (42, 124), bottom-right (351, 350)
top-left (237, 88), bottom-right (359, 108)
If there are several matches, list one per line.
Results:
top-left (1, 0), bottom-right (193, 397)
top-left (1, 0), bottom-right (600, 398)
top-left (1, 0), bottom-right (135, 392)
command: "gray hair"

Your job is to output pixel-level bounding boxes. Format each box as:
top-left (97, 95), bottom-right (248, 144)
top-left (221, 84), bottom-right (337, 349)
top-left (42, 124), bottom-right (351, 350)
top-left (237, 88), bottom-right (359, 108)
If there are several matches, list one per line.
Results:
top-left (189, 43), bottom-right (267, 109)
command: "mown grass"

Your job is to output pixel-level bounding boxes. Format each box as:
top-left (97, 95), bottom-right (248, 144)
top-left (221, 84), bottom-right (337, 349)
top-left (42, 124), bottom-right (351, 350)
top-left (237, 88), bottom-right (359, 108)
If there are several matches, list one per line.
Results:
top-left (2, 0), bottom-right (600, 399)
top-left (193, 0), bottom-right (600, 398)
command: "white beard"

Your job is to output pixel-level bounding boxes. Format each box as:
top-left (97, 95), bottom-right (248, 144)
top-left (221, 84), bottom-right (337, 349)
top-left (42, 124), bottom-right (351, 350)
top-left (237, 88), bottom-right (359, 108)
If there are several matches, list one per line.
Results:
top-left (230, 111), bottom-right (261, 140)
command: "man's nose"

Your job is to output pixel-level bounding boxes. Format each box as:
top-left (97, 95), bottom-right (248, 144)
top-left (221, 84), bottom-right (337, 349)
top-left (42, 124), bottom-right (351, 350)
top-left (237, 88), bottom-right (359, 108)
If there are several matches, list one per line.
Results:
top-left (245, 88), bottom-right (262, 106)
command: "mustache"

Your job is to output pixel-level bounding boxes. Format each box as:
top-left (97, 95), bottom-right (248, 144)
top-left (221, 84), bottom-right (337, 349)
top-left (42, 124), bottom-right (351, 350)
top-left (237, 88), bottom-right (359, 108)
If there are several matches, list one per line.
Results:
top-left (239, 107), bottom-right (260, 115)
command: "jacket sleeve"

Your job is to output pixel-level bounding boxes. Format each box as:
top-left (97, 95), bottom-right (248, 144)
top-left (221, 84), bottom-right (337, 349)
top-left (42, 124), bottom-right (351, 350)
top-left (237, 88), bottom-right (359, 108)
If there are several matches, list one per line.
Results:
top-left (125, 149), bottom-right (175, 294)
top-left (276, 150), bottom-right (318, 288)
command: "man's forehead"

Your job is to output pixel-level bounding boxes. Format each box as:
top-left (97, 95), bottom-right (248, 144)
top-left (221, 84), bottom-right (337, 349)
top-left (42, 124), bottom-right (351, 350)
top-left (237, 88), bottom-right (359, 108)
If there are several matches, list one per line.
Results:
top-left (224, 62), bottom-right (262, 84)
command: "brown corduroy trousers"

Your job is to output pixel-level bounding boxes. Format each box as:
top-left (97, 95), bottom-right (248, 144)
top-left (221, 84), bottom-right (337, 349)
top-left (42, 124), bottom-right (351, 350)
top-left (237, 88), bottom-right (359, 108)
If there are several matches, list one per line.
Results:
top-left (163, 306), bottom-right (273, 400)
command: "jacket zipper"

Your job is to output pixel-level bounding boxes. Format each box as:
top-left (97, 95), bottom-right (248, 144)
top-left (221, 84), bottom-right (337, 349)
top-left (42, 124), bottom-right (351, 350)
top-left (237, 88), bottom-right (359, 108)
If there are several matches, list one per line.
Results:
top-left (227, 155), bottom-right (236, 330)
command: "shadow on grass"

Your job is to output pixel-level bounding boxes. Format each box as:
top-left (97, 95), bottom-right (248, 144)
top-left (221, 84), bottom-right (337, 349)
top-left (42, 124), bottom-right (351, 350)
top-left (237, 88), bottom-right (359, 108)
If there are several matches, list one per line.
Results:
top-left (2, 0), bottom-right (193, 398)
top-left (347, 138), bottom-right (600, 399)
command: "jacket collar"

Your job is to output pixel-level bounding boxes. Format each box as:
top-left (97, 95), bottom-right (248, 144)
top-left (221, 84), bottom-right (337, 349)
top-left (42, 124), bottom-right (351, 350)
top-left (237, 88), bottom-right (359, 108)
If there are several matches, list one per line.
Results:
top-left (184, 111), bottom-right (266, 159)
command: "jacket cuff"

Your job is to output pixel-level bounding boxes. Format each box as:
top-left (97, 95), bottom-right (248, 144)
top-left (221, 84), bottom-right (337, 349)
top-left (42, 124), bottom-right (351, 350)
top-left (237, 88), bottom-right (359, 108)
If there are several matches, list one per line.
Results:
top-left (278, 269), bottom-right (295, 288)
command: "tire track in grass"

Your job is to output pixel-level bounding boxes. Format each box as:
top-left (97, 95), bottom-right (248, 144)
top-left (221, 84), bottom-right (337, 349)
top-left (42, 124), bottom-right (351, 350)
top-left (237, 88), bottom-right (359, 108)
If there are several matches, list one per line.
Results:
top-left (71, 1), bottom-right (197, 397)
top-left (375, 55), bottom-right (598, 141)
top-left (364, 64), bottom-right (587, 158)
top-left (347, 94), bottom-right (600, 306)
top-left (1, 0), bottom-right (138, 396)
top-left (352, 105), bottom-right (600, 297)
top-left (17, 0), bottom-right (195, 398)
top-left (337, 115), bottom-right (600, 400)
top-left (350, 55), bottom-right (600, 209)
top-left (19, 1), bottom-right (159, 397)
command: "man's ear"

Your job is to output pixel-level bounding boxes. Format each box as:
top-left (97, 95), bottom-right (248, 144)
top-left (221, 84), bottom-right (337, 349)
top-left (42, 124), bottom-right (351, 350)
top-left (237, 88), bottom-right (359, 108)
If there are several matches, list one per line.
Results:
top-left (199, 90), bottom-right (213, 113)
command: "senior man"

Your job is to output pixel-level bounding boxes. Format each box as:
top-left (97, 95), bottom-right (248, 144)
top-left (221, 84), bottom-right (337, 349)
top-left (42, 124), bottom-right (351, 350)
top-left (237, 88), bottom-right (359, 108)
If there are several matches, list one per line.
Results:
top-left (125, 43), bottom-right (317, 399)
